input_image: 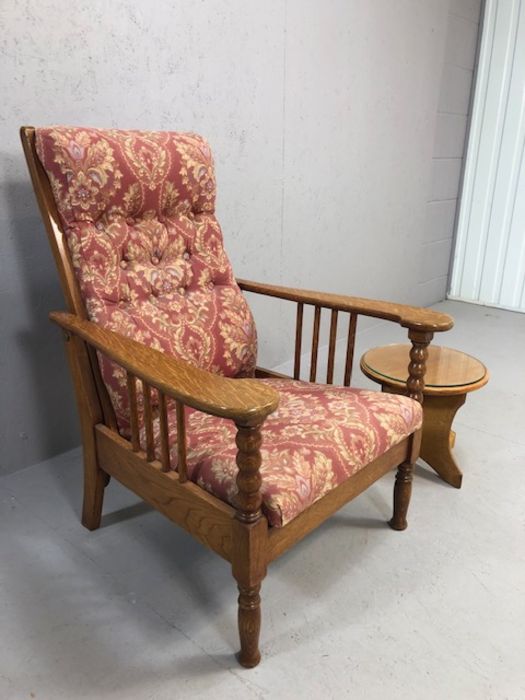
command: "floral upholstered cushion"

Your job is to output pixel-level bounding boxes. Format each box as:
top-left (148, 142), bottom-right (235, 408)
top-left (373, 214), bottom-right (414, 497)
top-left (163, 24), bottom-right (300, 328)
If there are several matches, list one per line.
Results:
top-left (35, 127), bottom-right (257, 432)
top-left (146, 379), bottom-right (422, 528)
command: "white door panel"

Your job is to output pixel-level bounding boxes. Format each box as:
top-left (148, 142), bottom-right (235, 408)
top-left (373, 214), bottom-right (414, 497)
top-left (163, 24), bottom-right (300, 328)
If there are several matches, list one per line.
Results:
top-left (450, 0), bottom-right (525, 312)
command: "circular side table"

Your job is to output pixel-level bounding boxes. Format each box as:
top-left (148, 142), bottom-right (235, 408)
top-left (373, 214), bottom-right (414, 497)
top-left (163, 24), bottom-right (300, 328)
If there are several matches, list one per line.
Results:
top-left (360, 345), bottom-right (489, 488)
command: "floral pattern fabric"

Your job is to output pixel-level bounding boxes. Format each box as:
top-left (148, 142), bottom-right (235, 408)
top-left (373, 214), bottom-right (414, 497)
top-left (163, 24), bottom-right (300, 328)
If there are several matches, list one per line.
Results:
top-left (35, 127), bottom-right (257, 432)
top-left (148, 379), bottom-right (422, 528)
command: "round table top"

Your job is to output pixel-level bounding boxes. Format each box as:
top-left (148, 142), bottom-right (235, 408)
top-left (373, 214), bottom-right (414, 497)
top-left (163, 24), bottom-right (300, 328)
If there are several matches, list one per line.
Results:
top-left (360, 344), bottom-right (489, 396)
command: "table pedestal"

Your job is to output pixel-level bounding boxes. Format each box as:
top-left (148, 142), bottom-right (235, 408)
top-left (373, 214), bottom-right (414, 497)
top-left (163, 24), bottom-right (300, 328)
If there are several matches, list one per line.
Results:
top-left (382, 385), bottom-right (465, 487)
top-left (420, 393), bottom-right (466, 488)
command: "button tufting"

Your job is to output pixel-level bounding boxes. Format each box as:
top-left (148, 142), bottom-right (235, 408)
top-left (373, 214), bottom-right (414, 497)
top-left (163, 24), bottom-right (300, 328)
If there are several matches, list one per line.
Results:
top-left (120, 260), bottom-right (127, 270)
top-left (183, 251), bottom-right (191, 260)
top-left (208, 281), bottom-right (214, 290)
top-left (151, 256), bottom-right (160, 265)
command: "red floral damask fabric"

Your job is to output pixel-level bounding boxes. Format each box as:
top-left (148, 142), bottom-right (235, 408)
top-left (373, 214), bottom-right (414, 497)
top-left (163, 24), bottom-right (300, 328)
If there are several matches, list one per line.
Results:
top-left (35, 127), bottom-right (257, 431)
top-left (143, 379), bottom-right (422, 528)
top-left (36, 126), bottom-right (422, 528)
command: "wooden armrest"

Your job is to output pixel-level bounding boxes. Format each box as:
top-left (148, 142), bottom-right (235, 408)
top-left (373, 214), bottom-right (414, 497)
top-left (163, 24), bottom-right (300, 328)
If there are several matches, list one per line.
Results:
top-left (237, 279), bottom-right (453, 333)
top-left (50, 312), bottom-right (279, 424)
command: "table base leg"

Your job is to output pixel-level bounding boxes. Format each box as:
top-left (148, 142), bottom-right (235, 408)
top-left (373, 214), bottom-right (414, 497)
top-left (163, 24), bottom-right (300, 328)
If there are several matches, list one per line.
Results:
top-left (420, 394), bottom-right (466, 488)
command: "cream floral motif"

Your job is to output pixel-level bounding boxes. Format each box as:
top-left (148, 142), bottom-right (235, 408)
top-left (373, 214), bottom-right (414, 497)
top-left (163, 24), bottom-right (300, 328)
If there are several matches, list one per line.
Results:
top-left (119, 182), bottom-right (143, 219)
top-left (176, 134), bottom-right (215, 213)
top-left (218, 287), bottom-right (258, 373)
top-left (120, 131), bottom-right (171, 191)
top-left (46, 129), bottom-right (122, 221)
top-left (160, 181), bottom-right (182, 217)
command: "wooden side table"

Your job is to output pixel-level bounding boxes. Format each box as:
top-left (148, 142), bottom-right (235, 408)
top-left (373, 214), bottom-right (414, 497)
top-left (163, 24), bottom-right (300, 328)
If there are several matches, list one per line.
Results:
top-left (360, 345), bottom-right (489, 488)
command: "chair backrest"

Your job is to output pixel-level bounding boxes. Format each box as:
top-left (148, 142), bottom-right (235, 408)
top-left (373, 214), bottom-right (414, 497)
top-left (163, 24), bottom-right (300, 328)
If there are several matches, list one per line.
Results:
top-left (21, 126), bottom-right (257, 432)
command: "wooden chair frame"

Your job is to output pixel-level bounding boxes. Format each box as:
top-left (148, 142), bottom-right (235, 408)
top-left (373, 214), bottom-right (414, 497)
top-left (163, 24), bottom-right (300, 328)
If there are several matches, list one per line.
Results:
top-left (21, 126), bottom-right (454, 668)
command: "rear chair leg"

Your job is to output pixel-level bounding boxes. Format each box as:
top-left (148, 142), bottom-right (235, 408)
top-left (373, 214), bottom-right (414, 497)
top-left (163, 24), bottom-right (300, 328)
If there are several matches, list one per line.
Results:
top-left (388, 460), bottom-right (413, 531)
top-left (81, 449), bottom-right (106, 531)
top-left (62, 333), bottom-right (107, 531)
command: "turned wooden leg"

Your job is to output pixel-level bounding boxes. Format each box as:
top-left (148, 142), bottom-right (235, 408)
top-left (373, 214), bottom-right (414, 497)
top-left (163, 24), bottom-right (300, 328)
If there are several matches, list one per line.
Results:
top-left (420, 394), bottom-right (466, 488)
top-left (237, 583), bottom-right (262, 668)
top-left (232, 421), bottom-right (268, 668)
top-left (389, 428), bottom-right (421, 531)
top-left (389, 460), bottom-right (414, 531)
top-left (233, 531), bottom-right (265, 669)
top-left (81, 448), bottom-right (106, 531)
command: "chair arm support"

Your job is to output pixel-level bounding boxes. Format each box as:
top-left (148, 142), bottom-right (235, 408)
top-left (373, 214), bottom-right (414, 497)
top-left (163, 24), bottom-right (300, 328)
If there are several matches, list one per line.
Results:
top-left (49, 312), bottom-right (279, 424)
top-left (237, 279), bottom-right (454, 333)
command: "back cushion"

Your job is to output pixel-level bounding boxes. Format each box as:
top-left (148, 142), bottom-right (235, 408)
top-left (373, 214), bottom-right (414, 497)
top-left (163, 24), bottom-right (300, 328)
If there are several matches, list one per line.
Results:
top-left (35, 127), bottom-right (257, 431)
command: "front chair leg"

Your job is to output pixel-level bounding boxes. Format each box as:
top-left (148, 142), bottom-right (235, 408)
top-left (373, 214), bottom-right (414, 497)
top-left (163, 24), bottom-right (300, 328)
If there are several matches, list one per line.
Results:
top-left (232, 420), bottom-right (268, 668)
top-left (389, 426), bottom-right (422, 531)
top-left (237, 583), bottom-right (262, 668)
top-left (389, 460), bottom-right (413, 531)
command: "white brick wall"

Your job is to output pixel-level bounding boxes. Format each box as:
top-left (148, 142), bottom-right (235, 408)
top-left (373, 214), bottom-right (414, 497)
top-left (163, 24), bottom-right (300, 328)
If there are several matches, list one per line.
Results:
top-left (419, 0), bottom-right (483, 305)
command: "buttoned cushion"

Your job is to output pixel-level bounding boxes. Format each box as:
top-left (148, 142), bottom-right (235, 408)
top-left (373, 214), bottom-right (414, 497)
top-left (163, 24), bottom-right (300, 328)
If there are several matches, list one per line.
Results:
top-left (35, 127), bottom-right (257, 432)
top-left (146, 379), bottom-right (422, 528)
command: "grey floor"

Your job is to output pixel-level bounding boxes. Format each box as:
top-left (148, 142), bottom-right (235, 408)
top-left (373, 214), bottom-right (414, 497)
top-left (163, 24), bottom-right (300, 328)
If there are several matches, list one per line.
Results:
top-left (1, 300), bottom-right (524, 700)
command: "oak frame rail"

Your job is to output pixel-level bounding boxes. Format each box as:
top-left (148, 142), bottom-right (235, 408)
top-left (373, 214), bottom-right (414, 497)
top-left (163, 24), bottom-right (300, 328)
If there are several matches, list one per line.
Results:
top-left (96, 424), bottom-right (236, 561)
top-left (237, 279), bottom-right (454, 332)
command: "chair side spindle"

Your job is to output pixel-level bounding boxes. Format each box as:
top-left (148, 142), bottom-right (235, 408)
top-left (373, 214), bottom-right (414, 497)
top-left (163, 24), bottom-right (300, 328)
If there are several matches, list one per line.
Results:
top-left (143, 382), bottom-right (155, 462)
top-left (326, 309), bottom-right (338, 384)
top-left (293, 302), bottom-right (304, 380)
top-left (126, 372), bottom-right (140, 452)
top-left (310, 306), bottom-right (321, 382)
top-left (343, 313), bottom-right (358, 386)
top-left (159, 393), bottom-right (170, 472)
top-left (176, 401), bottom-right (188, 483)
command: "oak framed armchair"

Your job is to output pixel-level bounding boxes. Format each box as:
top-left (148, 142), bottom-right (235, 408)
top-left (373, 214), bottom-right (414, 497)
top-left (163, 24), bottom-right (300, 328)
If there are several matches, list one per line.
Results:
top-left (21, 125), bottom-right (453, 668)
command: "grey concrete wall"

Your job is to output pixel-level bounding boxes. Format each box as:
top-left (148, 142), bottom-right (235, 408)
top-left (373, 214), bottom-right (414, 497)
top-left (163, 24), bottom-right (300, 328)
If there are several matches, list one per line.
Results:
top-left (419, 0), bottom-right (483, 304)
top-left (0, 0), bottom-right (476, 474)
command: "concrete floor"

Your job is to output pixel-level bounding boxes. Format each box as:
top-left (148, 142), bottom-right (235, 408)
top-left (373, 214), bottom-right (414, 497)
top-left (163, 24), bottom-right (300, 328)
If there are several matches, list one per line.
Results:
top-left (1, 300), bottom-right (524, 700)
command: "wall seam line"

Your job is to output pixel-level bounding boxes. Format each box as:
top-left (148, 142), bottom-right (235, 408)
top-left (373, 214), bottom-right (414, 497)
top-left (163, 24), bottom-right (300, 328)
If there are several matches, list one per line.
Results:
top-left (279, 0), bottom-right (287, 285)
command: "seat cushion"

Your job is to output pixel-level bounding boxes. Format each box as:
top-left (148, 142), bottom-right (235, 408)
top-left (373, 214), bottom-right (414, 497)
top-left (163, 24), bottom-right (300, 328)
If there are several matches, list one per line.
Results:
top-left (153, 378), bottom-right (422, 528)
top-left (35, 127), bottom-right (257, 433)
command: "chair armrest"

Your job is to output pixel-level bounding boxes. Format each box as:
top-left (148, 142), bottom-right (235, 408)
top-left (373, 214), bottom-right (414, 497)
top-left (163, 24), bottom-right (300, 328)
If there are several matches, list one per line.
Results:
top-left (237, 279), bottom-right (453, 333)
top-left (49, 311), bottom-right (279, 424)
